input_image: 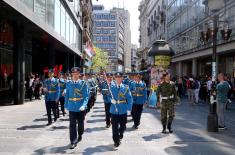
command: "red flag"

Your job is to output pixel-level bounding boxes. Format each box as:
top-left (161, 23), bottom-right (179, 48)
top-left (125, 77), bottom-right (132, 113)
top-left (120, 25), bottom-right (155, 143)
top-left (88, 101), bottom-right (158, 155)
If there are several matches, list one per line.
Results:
top-left (43, 67), bottom-right (48, 74)
top-left (54, 65), bottom-right (58, 76)
top-left (59, 64), bottom-right (63, 72)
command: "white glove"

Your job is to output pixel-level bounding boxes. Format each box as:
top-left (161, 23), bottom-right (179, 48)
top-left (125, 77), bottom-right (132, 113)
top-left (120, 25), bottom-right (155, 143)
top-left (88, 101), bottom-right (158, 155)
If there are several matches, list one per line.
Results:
top-left (79, 106), bottom-right (85, 111)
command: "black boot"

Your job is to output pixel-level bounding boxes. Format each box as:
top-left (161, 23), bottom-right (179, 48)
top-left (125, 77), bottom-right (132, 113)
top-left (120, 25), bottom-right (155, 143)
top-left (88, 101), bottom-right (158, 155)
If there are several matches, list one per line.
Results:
top-left (167, 122), bottom-right (173, 133)
top-left (162, 125), bottom-right (167, 134)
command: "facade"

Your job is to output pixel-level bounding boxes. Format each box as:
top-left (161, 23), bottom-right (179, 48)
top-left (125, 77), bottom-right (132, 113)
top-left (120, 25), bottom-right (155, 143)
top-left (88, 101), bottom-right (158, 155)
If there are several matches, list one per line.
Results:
top-left (81, 0), bottom-right (94, 70)
top-left (0, 0), bottom-right (84, 104)
top-left (92, 5), bottom-right (131, 72)
top-left (138, 0), bottom-right (167, 70)
top-left (167, 0), bottom-right (235, 77)
top-left (131, 44), bottom-right (138, 72)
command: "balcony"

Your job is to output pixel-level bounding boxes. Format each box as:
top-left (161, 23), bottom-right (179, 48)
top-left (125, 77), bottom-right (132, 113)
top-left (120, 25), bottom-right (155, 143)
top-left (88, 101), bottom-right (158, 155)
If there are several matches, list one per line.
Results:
top-left (83, 28), bottom-right (91, 43)
top-left (82, 3), bottom-right (89, 16)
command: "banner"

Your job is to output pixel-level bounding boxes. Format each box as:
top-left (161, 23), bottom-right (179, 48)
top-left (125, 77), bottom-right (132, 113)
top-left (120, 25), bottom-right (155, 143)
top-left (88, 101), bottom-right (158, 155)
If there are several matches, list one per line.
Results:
top-left (154, 55), bottom-right (171, 66)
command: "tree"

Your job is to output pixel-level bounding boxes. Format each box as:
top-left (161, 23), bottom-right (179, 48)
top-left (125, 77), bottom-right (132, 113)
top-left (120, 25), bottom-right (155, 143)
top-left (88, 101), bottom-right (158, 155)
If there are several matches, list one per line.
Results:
top-left (91, 47), bottom-right (109, 72)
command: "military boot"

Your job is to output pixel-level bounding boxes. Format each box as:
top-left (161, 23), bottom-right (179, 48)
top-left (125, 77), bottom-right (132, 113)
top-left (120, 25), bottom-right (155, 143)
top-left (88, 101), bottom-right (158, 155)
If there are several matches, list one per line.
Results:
top-left (167, 122), bottom-right (173, 133)
top-left (162, 125), bottom-right (167, 134)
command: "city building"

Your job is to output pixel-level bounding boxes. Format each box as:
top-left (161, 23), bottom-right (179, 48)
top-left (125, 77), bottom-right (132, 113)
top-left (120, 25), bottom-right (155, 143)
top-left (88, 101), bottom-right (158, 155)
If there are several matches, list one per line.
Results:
top-left (167, 0), bottom-right (235, 77)
top-left (131, 44), bottom-right (138, 72)
top-left (0, 0), bottom-right (84, 104)
top-left (81, 0), bottom-right (94, 71)
top-left (138, 0), bottom-right (167, 70)
top-left (92, 5), bottom-right (131, 72)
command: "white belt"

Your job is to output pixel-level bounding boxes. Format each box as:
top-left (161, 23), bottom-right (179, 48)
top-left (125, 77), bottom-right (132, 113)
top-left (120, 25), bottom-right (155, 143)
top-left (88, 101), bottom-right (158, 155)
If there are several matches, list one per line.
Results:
top-left (161, 95), bottom-right (174, 100)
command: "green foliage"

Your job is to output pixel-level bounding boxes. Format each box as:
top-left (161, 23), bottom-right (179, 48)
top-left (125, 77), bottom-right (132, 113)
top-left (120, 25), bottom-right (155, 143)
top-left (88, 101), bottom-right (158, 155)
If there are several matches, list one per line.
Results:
top-left (91, 47), bottom-right (109, 72)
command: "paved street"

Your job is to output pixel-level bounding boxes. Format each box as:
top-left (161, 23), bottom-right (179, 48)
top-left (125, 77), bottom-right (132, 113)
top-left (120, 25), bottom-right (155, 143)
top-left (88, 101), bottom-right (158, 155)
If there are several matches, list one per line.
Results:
top-left (0, 94), bottom-right (235, 155)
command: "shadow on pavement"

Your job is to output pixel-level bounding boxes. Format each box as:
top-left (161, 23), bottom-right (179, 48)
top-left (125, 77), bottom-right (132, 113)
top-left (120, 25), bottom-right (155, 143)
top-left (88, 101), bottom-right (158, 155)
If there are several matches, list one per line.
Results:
top-left (33, 144), bottom-right (70, 154)
top-left (92, 106), bottom-right (103, 109)
top-left (142, 133), bottom-right (169, 141)
top-left (85, 126), bottom-right (107, 133)
top-left (33, 118), bottom-right (48, 122)
top-left (86, 118), bottom-right (106, 123)
top-left (90, 114), bottom-right (105, 117)
top-left (17, 124), bottom-right (46, 130)
top-left (92, 110), bottom-right (105, 113)
top-left (83, 144), bottom-right (116, 155)
top-left (50, 125), bottom-right (69, 130)
top-left (59, 118), bottom-right (69, 121)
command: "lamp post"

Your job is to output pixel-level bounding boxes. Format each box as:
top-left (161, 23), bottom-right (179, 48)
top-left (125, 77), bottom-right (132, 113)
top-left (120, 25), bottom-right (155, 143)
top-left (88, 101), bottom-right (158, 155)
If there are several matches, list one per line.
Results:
top-left (201, 0), bottom-right (232, 132)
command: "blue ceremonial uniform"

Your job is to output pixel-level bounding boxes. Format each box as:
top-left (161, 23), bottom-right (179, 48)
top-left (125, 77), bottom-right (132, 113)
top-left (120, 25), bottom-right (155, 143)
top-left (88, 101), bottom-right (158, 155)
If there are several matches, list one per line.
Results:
top-left (65, 79), bottom-right (89, 145)
top-left (110, 83), bottom-right (133, 115)
top-left (65, 80), bottom-right (89, 112)
top-left (86, 78), bottom-right (96, 112)
top-left (101, 81), bottom-right (112, 104)
top-left (101, 80), bottom-right (112, 126)
top-left (110, 81), bottom-right (133, 145)
top-left (43, 77), bottom-right (60, 124)
top-left (44, 77), bottom-right (60, 101)
top-left (132, 80), bottom-right (147, 129)
top-left (58, 78), bottom-right (66, 116)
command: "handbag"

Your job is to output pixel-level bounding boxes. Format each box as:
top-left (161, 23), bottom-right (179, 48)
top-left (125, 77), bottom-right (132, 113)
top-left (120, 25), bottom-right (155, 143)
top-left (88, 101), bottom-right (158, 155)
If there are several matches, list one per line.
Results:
top-left (148, 90), bottom-right (157, 108)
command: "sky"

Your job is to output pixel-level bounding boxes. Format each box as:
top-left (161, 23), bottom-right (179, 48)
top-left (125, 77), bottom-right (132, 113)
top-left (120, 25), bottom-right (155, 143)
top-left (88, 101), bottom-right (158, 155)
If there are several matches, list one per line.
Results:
top-left (92, 0), bottom-right (142, 46)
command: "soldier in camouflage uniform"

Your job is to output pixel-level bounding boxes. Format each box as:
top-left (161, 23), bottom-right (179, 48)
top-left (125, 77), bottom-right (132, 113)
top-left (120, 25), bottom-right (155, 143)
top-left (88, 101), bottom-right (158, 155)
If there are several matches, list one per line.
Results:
top-left (157, 72), bottom-right (177, 134)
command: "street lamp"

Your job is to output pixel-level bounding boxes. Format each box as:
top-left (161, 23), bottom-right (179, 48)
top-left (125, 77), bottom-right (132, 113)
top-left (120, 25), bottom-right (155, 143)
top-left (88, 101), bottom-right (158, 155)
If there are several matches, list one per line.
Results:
top-left (201, 0), bottom-right (232, 132)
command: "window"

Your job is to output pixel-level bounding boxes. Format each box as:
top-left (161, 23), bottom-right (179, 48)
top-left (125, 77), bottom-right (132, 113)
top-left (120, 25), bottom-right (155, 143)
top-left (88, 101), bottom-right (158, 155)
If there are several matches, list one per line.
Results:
top-left (21, 0), bottom-right (34, 10)
top-left (65, 12), bottom-right (70, 42)
top-left (70, 19), bottom-right (74, 44)
top-left (34, 0), bottom-right (46, 21)
top-left (109, 36), bottom-right (116, 42)
top-left (102, 21), bottom-right (109, 27)
top-left (54, 0), bottom-right (61, 34)
top-left (110, 21), bottom-right (116, 27)
top-left (110, 15), bottom-right (116, 20)
top-left (61, 5), bottom-right (66, 38)
top-left (96, 22), bottom-right (102, 27)
top-left (96, 29), bottom-right (101, 34)
top-left (110, 29), bottom-right (116, 34)
top-left (47, 0), bottom-right (55, 27)
top-left (103, 29), bottom-right (109, 34)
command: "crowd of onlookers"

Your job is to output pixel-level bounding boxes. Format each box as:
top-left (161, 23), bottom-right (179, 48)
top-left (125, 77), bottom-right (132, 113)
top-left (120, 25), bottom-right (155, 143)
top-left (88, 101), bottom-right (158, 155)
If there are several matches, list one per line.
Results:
top-left (173, 74), bottom-right (234, 109)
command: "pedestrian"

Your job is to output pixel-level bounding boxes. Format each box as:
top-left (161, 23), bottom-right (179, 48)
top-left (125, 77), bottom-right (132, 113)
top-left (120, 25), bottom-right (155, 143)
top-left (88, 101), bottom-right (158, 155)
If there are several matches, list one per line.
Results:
top-left (187, 77), bottom-right (196, 105)
top-left (33, 75), bottom-right (42, 100)
top-left (43, 69), bottom-right (60, 126)
top-left (207, 77), bottom-right (212, 100)
top-left (216, 73), bottom-right (230, 129)
top-left (28, 74), bottom-right (35, 101)
top-left (157, 72), bottom-right (178, 134)
top-left (176, 77), bottom-right (183, 98)
top-left (110, 72), bottom-right (133, 147)
top-left (58, 71), bottom-right (66, 117)
top-left (131, 72), bottom-right (147, 129)
top-left (225, 75), bottom-right (233, 109)
top-left (100, 73), bottom-right (113, 128)
top-left (65, 67), bottom-right (89, 149)
top-left (194, 78), bottom-right (200, 104)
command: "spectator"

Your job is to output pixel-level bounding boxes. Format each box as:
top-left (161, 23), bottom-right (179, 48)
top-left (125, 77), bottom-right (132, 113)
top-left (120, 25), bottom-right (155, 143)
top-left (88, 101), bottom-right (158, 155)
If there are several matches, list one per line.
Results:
top-left (194, 78), bottom-right (200, 104)
top-left (187, 77), bottom-right (196, 105)
top-left (216, 73), bottom-right (230, 129)
top-left (207, 77), bottom-right (212, 99)
top-left (176, 77), bottom-right (183, 98)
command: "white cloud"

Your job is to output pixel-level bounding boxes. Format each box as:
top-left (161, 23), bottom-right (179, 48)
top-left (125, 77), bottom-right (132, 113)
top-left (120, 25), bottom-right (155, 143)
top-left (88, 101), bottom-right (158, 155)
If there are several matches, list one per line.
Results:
top-left (92, 0), bottom-right (141, 46)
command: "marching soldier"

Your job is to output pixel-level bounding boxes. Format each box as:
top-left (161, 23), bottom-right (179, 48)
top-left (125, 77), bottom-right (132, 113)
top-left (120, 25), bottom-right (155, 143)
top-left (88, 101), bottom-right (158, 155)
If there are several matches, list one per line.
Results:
top-left (65, 67), bottom-right (89, 149)
top-left (100, 73), bottom-right (113, 128)
top-left (132, 72), bottom-right (147, 129)
top-left (58, 71), bottom-right (66, 117)
top-left (43, 69), bottom-right (60, 126)
top-left (110, 72), bottom-right (133, 147)
top-left (157, 72), bottom-right (177, 134)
